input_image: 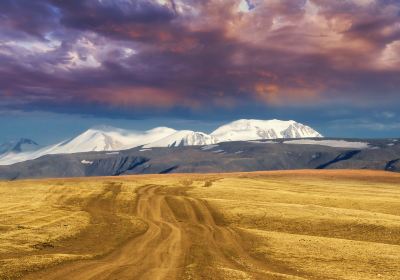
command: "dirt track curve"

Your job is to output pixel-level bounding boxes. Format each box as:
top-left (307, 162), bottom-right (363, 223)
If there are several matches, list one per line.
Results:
top-left (23, 185), bottom-right (295, 280)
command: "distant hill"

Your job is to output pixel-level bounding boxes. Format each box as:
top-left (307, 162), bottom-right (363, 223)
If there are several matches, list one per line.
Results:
top-left (0, 138), bottom-right (39, 156)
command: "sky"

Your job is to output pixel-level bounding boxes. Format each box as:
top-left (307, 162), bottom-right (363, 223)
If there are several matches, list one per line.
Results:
top-left (0, 0), bottom-right (399, 144)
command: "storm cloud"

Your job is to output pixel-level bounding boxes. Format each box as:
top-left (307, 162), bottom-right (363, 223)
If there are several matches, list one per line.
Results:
top-left (1, 0), bottom-right (400, 117)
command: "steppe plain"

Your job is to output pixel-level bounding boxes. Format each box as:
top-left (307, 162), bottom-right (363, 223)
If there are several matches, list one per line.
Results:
top-left (0, 170), bottom-right (399, 279)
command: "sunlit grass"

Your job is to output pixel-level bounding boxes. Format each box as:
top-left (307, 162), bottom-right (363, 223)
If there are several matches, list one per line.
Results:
top-left (188, 170), bottom-right (400, 279)
top-left (0, 170), bottom-right (399, 279)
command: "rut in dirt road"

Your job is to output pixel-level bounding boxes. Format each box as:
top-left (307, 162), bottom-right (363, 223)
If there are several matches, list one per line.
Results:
top-left (23, 184), bottom-right (296, 280)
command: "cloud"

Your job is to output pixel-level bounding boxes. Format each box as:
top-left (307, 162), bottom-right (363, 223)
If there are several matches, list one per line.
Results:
top-left (330, 118), bottom-right (400, 131)
top-left (0, 0), bottom-right (400, 117)
top-left (379, 111), bottom-right (396, 119)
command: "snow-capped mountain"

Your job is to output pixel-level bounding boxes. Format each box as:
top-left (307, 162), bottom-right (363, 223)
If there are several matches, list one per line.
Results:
top-left (0, 138), bottom-right (39, 155)
top-left (144, 130), bottom-right (218, 148)
top-left (0, 119), bottom-right (323, 165)
top-left (0, 126), bottom-right (176, 165)
top-left (50, 126), bottom-right (178, 153)
top-left (211, 119), bottom-right (322, 142)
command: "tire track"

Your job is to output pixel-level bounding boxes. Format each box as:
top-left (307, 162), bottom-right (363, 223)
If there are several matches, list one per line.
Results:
top-left (23, 185), bottom-right (300, 280)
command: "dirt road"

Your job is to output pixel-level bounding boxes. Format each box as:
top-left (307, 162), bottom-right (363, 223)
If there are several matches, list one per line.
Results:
top-left (23, 184), bottom-right (297, 280)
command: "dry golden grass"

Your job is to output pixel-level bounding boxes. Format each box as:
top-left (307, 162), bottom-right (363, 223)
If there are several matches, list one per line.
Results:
top-left (0, 170), bottom-right (399, 279)
top-left (0, 178), bottom-right (148, 279)
top-left (188, 170), bottom-right (400, 279)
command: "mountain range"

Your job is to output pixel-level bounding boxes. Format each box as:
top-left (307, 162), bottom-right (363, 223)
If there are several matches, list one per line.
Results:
top-left (0, 137), bottom-right (398, 180)
top-left (0, 119), bottom-right (321, 165)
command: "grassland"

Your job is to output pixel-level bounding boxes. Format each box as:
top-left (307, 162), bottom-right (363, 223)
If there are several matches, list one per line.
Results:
top-left (0, 170), bottom-right (399, 279)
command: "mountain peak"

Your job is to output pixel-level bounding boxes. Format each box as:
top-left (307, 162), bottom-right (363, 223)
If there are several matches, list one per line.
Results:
top-left (211, 119), bottom-right (322, 142)
top-left (144, 130), bottom-right (218, 148)
top-left (0, 138), bottom-right (39, 155)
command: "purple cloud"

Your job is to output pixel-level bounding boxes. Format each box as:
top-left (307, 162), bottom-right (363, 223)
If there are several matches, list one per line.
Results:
top-left (0, 0), bottom-right (399, 116)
